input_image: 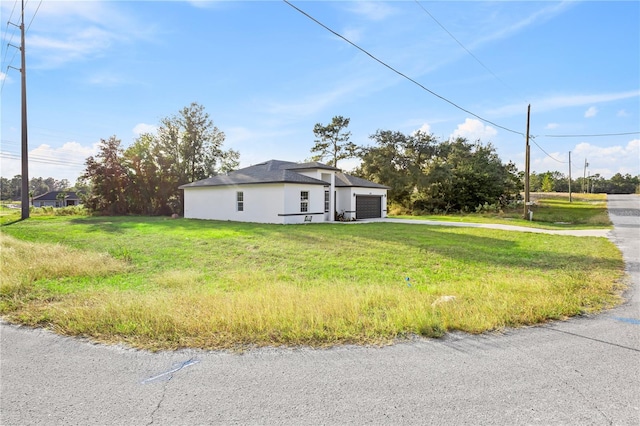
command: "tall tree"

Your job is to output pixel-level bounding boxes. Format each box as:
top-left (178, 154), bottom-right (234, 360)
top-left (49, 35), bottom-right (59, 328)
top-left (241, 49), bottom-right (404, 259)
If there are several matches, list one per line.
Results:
top-left (355, 130), bottom-right (437, 207)
top-left (81, 136), bottom-right (130, 215)
top-left (310, 115), bottom-right (357, 168)
top-left (155, 102), bottom-right (238, 213)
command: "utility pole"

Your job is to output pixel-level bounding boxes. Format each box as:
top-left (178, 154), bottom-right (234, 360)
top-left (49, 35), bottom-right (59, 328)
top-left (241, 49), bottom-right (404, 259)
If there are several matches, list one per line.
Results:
top-left (568, 151), bottom-right (572, 203)
top-left (523, 104), bottom-right (531, 220)
top-left (7, 1), bottom-right (29, 219)
top-left (20, 0), bottom-right (29, 219)
top-left (582, 158), bottom-right (589, 193)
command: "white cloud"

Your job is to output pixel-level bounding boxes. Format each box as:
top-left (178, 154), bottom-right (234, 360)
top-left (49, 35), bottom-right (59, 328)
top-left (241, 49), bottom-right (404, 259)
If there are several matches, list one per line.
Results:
top-left (570, 139), bottom-right (640, 178)
top-left (617, 109), bottom-right (630, 117)
top-left (531, 150), bottom-right (568, 173)
top-left (584, 106), bottom-right (598, 118)
top-left (413, 123), bottom-right (432, 136)
top-left (1, 141), bottom-right (98, 182)
top-left (545, 123), bottom-right (559, 129)
top-left (133, 123), bottom-right (158, 136)
top-left (450, 118), bottom-right (497, 141)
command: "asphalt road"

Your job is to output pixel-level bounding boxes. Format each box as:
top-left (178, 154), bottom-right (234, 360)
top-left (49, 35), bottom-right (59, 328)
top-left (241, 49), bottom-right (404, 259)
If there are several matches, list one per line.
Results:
top-left (1, 195), bottom-right (638, 425)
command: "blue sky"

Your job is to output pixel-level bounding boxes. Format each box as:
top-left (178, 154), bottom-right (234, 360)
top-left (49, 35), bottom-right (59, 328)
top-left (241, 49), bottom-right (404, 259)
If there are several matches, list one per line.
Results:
top-left (1, 0), bottom-right (639, 184)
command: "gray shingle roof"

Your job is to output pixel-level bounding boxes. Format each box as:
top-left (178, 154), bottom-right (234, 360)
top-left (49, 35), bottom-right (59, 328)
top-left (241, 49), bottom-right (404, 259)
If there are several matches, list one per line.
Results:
top-left (179, 160), bottom-right (389, 190)
top-left (31, 191), bottom-right (80, 201)
top-left (334, 172), bottom-right (390, 189)
top-left (179, 160), bottom-right (330, 188)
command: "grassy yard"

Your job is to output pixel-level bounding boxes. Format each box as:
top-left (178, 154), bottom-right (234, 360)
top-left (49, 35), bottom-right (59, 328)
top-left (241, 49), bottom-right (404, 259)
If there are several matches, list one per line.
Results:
top-left (0, 215), bottom-right (625, 351)
top-left (392, 193), bottom-right (611, 229)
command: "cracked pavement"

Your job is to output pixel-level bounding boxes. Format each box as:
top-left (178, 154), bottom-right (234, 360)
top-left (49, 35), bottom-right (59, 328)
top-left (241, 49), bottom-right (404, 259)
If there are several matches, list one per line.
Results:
top-left (1, 194), bottom-right (638, 425)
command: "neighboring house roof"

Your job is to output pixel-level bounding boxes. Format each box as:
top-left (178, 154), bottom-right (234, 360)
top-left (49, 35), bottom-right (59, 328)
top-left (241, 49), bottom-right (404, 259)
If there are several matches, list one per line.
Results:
top-left (179, 159), bottom-right (389, 190)
top-left (335, 172), bottom-right (391, 189)
top-left (32, 191), bottom-right (80, 201)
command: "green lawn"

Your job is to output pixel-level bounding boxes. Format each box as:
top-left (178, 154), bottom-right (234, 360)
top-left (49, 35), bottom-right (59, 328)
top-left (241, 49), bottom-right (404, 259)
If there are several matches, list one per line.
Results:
top-left (392, 193), bottom-right (611, 230)
top-left (0, 215), bottom-right (625, 351)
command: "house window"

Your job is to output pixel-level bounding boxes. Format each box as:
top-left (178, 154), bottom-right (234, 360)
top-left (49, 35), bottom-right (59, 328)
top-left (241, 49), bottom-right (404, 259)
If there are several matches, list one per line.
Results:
top-left (324, 191), bottom-right (330, 213)
top-left (237, 191), bottom-right (244, 211)
top-left (300, 191), bottom-right (309, 212)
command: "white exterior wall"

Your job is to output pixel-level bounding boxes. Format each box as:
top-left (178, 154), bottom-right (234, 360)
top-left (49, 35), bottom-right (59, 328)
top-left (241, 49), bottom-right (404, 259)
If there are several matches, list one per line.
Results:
top-left (282, 184), bottom-right (327, 224)
top-left (337, 187), bottom-right (388, 219)
top-left (183, 184), bottom-right (285, 224)
top-left (298, 170), bottom-right (335, 222)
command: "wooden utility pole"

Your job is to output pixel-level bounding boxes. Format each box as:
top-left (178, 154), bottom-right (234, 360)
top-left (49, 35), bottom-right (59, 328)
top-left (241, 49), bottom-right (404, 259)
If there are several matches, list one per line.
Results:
top-left (523, 104), bottom-right (531, 220)
top-left (19, 0), bottom-right (29, 219)
top-left (568, 151), bottom-right (572, 203)
top-left (583, 158), bottom-right (589, 193)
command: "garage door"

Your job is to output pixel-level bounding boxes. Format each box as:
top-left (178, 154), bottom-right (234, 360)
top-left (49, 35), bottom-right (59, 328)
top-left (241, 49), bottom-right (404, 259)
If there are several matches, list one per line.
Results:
top-left (356, 196), bottom-right (382, 219)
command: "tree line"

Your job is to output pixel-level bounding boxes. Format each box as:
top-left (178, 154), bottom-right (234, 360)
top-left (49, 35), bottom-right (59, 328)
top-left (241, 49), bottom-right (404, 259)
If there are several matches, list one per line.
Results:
top-left (0, 176), bottom-right (78, 201)
top-left (4, 109), bottom-right (637, 214)
top-left (530, 170), bottom-right (639, 194)
top-left (312, 116), bottom-right (521, 213)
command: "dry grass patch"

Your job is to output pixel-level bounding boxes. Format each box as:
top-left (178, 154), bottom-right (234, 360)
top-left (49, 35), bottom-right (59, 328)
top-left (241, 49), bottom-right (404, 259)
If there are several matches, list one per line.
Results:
top-left (0, 234), bottom-right (128, 309)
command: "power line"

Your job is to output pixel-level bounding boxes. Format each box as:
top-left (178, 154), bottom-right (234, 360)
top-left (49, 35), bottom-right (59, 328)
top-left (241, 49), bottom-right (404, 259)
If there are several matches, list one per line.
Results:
top-left (543, 131), bottom-right (640, 138)
top-left (1, 0), bottom-right (19, 51)
top-left (282, 0), bottom-right (524, 137)
top-left (413, 0), bottom-right (521, 101)
top-left (0, 151), bottom-right (86, 167)
top-left (529, 137), bottom-right (566, 163)
top-left (26, 0), bottom-right (43, 33)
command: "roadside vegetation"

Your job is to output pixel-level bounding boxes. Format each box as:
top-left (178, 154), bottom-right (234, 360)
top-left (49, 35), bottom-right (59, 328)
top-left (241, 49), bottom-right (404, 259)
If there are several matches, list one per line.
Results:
top-left (392, 193), bottom-right (612, 230)
top-left (0, 215), bottom-right (625, 351)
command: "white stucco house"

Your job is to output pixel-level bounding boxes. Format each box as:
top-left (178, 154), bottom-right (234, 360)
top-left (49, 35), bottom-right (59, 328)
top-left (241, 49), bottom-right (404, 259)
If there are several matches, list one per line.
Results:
top-left (179, 159), bottom-right (389, 224)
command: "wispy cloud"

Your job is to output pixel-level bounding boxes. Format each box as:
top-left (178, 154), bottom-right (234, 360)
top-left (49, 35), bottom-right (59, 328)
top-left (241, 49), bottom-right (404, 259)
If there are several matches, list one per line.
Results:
top-left (487, 90), bottom-right (640, 117)
top-left (20, 1), bottom-right (157, 70)
top-left (469, 1), bottom-right (576, 51)
top-left (345, 1), bottom-right (398, 21)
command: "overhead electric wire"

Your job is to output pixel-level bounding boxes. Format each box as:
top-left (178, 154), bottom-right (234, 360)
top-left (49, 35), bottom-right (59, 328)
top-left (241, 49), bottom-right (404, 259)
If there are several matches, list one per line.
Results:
top-left (0, 151), bottom-right (86, 167)
top-left (1, 0), bottom-right (19, 51)
top-left (529, 138), bottom-right (566, 163)
top-left (413, 0), bottom-right (521, 100)
top-left (543, 131), bottom-right (640, 138)
top-left (26, 0), bottom-right (43, 33)
top-left (282, 0), bottom-right (524, 137)
top-left (1, 0), bottom-right (21, 93)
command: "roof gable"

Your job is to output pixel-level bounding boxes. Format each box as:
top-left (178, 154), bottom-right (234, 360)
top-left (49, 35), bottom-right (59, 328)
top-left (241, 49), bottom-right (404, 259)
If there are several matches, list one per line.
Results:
top-left (32, 191), bottom-right (80, 201)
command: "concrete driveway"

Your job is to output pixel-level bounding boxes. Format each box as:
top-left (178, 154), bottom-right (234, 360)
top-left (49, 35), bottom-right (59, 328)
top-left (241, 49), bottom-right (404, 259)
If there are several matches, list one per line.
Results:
top-left (1, 195), bottom-right (638, 425)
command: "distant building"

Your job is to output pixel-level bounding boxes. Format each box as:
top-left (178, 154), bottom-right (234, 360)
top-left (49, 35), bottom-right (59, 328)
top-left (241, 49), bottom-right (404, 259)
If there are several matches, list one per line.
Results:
top-left (31, 191), bottom-right (81, 208)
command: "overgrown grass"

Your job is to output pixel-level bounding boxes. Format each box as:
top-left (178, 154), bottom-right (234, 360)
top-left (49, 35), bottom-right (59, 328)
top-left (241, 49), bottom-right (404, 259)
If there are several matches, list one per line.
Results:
top-left (0, 215), bottom-right (625, 351)
top-left (0, 205), bottom-right (88, 225)
top-left (393, 193), bottom-right (611, 229)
